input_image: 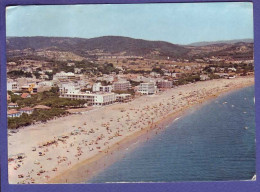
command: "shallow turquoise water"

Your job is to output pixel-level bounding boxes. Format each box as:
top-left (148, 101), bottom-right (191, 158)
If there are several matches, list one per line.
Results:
top-left (88, 86), bottom-right (255, 183)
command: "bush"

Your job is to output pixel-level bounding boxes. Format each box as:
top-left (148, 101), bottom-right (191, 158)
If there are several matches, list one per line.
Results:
top-left (8, 108), bottom-right (68, 129)
top-left (8, 113), bottom-right (33, 129)
top-left (7, 70), bottom-right (32, 78)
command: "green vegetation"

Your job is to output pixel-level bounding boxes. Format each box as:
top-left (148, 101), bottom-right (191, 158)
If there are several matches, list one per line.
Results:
top-left (7, 36), bottom-right (190, 59)
top-left (99, 81), bottom-right (112, 86)
top-left (98, 63), bottom-right (119, 74)
top-left (6, 55), bottom-right (48, 64)
top-left (129, 80), bottom-right (141, 87)
top-left (113, 89), bottom-right (135, 96)
top-left (9, 87), bottom-right (87, 108)
top-left (49, 60), bottom-right (119, 75)
top-left (209, 73), bottom-right (220, 80)
top-left (8, 87), bottom-right (89, 129)
top-left (8, 108), bottom-right (67, 129)
top-left (7, 70), bottom-right (32, 78)
top-left (33, 71), bottom-right (41, 79)
top-left (152, 67), bottom-right (164, 75)
top-left (45, 71), bottom-right (53, 80)
top-left (173, 74), bottom-right (200, 86)
top-left (125, 69), bottom-right (150, 74)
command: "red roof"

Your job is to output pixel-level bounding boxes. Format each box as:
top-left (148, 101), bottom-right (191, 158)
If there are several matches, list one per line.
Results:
top-left (7, 94), bottom-right (11, 101)
top-left (7, 109), bottom-right (20, 115)
top-left (20, 107), bottom-right (34, 111)
top-left (21, 93), bottom-right (30, 99)
top-left (33, 105), bottom-right (51, 110)
top-left (8, 103), bottom-right (18, 106)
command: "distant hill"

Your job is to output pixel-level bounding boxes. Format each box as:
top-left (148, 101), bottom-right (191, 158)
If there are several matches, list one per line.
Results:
top-left (188, 39), bottom-right (253, 47)
top-left (6, 36), bottom-right (254, 61)
top-left (6, 36), bottom-right (189, 59)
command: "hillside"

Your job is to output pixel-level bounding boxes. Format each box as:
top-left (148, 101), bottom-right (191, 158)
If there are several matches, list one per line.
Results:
top-left (6, 36), bottom-right (254, 61)
top-left (188, 39), bottom-right (253, 46)
top-left (6, 36), bottom-right (189, 59)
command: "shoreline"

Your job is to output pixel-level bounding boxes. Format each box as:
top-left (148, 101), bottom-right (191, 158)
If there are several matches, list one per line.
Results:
top-left (49, 104), bottom-right (187, 183)
top-left (48, 79), bottom-right (254, 184)
top-left (8, 77), bottom-right (255, 184)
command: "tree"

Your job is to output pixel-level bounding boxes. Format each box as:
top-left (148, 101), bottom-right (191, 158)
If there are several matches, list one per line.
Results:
top-left (33, 71), bottom-right (41, 79)
top-left (50, 87), bottom-right (59, 95)
top-left (7, 70), bottom-right (32, 78)
top-left (10, 94), bottom-right (21, 103)
top-left (45, 72), bottom-right (53, 80)
top-left (152, 67), bottom-right (163, 74)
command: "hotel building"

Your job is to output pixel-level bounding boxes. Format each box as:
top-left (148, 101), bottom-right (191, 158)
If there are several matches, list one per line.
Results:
top-left (137, 82), bottom-right (157, 95)
top-left (61, 91), bottom-right (116, 106)
top-left (59, 83), bottom-right (80, 95)
top-left (53, 71), bottom-right (76, 81)
top-left (113, 81), bottom-right (131, 91)
top-left (92, 82), bottom-right (113, 93)
top-left (157, 80), bottom-right (173, 89)
top-left (116, 94), bottom-right (132, 102)
top-left (7, 80), bottom-right (19, 92)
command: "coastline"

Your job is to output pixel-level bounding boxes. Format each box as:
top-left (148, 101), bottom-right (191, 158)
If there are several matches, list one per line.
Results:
top-left (48, 104), bottom-right (187, 183)
top-left (8, 77), bottom-right (254, 184)
top-left (49, 78), bottom-right (254, 184)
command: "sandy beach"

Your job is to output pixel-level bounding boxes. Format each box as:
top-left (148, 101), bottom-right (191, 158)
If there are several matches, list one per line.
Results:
top-left (8, 76), bottom-right (254, 184)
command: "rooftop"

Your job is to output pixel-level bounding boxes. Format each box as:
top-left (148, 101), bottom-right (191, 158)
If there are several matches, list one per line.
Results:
top-left (21, 93), bottom-right (30, 98)
top-left (8, 102), bottom-right (18, 106)
top-left (34, 105), bottom-right (51, 110)
top-left (8, 109), bottom-right (20, 115)
top-left (20, 107), bottom-right (34, 111)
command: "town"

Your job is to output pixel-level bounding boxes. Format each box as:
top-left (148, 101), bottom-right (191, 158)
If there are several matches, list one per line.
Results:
top-left (6, 36), bottom-right (254, 129)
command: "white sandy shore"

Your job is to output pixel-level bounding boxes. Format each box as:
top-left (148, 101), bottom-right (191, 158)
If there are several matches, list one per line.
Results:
top-left (8, 76), bottom-right (254, 184)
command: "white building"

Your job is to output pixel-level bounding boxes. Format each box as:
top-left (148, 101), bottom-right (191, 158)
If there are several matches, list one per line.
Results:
top-left (38, 81), bottom-right (54, 87)
top-left (7, 109), bottom-right (21, 118)
top-left (92, 82), bottom-right (113, 92)
top-left (8, 103), bottom-right (18, 108)
top-left (67, 63), bottom-right (75, 66)
top-left (116, 94), bottom-right (132, 102)
top-left (215, 73), bottom-right (229, 78)
top-left (23, 68), bottom-right (33, 73)
top-left (113, 81), bottom-right (131, 91)
top-left (59, 83), bottom-right (80, 95)
top-left (137, 82), bottom-right (157, 95)
top-left (134, 76), bottom-right (155, 83)
top-left (61, 92), bottom-right (116, 106)
top-left (157, 80), bottom-right (173, 89)
top-left (228, 67), bottom-right (237, 72)
top-left (97, 74), bottom-right (114, 83)
top-left (16, 78), bottom-right (37, 88)
top-left (43, 69), bottom-right (53, 73)
top-left (19, 107), bottom-right (34, 115)
top-left (74, 68), bottom-right (83, 74)
top-left (32, 85), bottom-right (52, 93)
top-left (184, 66), bottom-right (192, 71)
top-left (200, 74), bottom-right (210, 81)
top-left (7, 80), bottom-right (19, 91)
top-left (150, 72), bottom-right (161, 78)
top-left (39, 74), bottom-right (49, 80)
top-left (53, 71), bottom-right (76, 81)
top-left (171, 73), bottom-right (182, 78)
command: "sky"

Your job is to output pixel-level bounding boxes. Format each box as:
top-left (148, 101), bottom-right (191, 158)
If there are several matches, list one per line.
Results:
top-left (6, 2), bottom-right (254, 45)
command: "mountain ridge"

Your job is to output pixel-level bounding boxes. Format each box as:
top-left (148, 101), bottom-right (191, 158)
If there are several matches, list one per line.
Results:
top-left (6, 36), bottom-right (254, 60)
top-left (187, 39), bottom-right (253, 46)
top-left (6, 36), bottom-right (190, 59)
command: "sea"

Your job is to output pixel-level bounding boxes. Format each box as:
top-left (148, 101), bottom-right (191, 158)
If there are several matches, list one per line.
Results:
top-left (88, 86), bottom-right (256, 183)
